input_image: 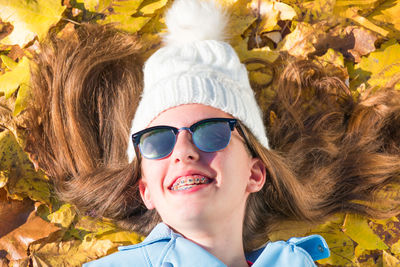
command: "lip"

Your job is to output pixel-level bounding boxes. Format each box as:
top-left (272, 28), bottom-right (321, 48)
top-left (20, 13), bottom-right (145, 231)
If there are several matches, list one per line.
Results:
top-left (167, 170), bottom-right (214, 190)
top-left (169, 182), bottom-right (212, 194)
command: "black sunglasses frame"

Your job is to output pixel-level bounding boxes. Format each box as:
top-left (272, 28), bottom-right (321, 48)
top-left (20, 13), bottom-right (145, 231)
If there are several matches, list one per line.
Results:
top-left (132, 118), bottom-right (248, 160)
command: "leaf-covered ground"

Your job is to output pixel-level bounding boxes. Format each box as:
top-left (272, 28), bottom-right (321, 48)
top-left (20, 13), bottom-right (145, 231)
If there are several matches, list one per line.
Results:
top-left (0, 0), bottom-right (399, 266)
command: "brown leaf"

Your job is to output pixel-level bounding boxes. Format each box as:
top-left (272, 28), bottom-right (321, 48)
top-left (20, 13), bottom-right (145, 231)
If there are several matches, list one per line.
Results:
top-left (5, 45), bottom-right (25, 62)
top-left (357, 249), bottom-right (383, 265)
top-left (0, 188), bottom-right (34, 238)
top-left (313, 26), bottom-right (377, 62)
top-left (0, 20), bottom-right (13, 42)
top-left (346, 26), bottom-right (377, 62)
top-left (371, 216), bottom-right (400, 248)
top-left (0, 210), bottom-right (59, 261)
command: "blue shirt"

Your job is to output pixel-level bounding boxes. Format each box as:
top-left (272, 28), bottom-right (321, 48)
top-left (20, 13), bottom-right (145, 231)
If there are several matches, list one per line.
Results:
top-left (84, 223), bottom-right (330, 266)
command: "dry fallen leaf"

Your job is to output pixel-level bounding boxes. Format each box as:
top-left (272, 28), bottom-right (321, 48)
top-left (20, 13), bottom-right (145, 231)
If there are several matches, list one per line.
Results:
top-left (0, 188), bottom-right (34, 238)
top-left (278, 22), bottom-right (318, 58)
top-left (0, 210), bottom-right (59, 261)
top-left (30, 236), bottom-right (116, 266)
top-left (0, 0), bottom-right (66, 46)
top-left (0, 130), bottom-right (51, 204)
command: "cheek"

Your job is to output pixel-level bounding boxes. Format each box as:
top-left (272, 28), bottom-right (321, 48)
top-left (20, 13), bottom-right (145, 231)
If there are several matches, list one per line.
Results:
top-left (216, 145), bottom-right (252, 184)
top-left (140, 159), bottom-right (168, 188)
top-left (233, 146), bottom-right (253, 182)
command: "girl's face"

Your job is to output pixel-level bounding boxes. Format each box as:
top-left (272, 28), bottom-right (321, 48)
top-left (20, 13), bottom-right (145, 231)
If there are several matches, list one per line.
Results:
top-left (138, 104), bottom-right (266, 233)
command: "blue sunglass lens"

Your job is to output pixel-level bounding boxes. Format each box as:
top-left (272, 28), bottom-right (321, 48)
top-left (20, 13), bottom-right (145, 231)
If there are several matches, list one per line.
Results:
top-left (139, 128), bottom-right (176, 159)
top-left (137, 120), bottom-right (233, 159)
top-left (193, 121), bottom-right (231, 152)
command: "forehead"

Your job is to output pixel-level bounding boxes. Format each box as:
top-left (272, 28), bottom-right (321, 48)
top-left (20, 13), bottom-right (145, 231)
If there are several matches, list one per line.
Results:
top-left (149, 104), bottom-right (233, 128)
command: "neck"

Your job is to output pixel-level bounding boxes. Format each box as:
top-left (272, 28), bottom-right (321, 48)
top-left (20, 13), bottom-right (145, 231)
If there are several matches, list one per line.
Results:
top-left (170, 212), bottom-right (249, 267)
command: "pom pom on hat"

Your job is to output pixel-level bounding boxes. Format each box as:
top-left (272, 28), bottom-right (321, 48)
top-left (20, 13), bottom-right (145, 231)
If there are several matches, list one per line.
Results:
top-left (164, 0), bottom-right (228, 45)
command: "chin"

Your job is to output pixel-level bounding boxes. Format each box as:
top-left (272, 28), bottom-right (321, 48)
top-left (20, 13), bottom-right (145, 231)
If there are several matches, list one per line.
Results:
top-left (164, 209), bottom-right (213, 228)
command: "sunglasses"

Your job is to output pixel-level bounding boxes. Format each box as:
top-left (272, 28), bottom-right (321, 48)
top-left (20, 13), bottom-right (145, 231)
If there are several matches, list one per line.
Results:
top-left (132, 118), bottom-right (243, 160)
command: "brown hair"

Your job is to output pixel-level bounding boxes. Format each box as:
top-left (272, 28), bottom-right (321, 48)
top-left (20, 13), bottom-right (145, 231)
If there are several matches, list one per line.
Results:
top-left (242, 61), bottom-right (400, 250)
top-left (25, 26), bottom-right (400, 252)
top-left (268, 62), bottom-right (400, 217)
top-left (242, 128), bottom-right (318, 251)
top-left (25, 23), bottom-right (159, 234)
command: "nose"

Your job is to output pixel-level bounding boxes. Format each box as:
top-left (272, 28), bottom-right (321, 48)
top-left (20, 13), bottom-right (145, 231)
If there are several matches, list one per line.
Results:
top-left (170, 130), bottom-right (200, 163)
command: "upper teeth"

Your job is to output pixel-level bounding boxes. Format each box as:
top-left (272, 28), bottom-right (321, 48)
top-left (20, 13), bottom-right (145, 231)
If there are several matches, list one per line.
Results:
top-left (171, 175), bottom-right (210, 191)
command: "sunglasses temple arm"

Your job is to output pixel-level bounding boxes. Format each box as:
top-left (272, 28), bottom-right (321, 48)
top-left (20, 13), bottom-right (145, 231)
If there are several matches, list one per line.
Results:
top-left (235, 124), bottom-right (257, 157)
top-left (132, 139), bottom-right (142, 163)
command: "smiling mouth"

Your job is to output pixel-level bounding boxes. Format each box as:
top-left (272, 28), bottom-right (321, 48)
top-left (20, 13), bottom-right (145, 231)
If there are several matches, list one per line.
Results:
top-left (170, 175), bottom-right (213, 191)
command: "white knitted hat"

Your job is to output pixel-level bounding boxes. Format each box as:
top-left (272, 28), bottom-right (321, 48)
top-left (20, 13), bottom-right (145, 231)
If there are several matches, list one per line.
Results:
top-left (127, 0), bottom-right (269, 162)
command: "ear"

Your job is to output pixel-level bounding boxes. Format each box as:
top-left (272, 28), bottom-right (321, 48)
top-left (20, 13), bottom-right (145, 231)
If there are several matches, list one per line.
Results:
top-left (139, 178), bottom-right (155, 210)
top-left (246, 157), bottom-right (266, 193)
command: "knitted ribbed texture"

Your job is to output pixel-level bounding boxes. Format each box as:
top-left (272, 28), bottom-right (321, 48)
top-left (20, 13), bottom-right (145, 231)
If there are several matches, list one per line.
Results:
top-left (127, 40), bottom-right (269, 162)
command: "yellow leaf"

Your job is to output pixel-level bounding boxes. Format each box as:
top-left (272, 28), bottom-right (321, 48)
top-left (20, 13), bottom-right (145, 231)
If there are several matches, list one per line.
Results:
top-left (108, 0), bottom-right (143, 12)
top-left (0, 0), bottom-right (65, 46)
top-left (13, 83), bottom-right (31, 116)
top-left (0, 130), bottom-right (51, 204)
top-left (30, 238), bottom-right (116, 266)
top-left (316, 48), bottom-right (345, 68)
top-left (383, 251), bottom-right (400, 267)
top-left (48, 204), bottom-right (77, 228)
top-left (75, 217), bottom-right (144, 248)
top-left (0, 56), bottom-right (29, 98)
top-left (75, 216), bottom-right (119, 235)
top-left (369, 216), bottom-right (400, 256)
top-left (82, 235), bottom-right (117, 255)
top-left (391, 240), bottom-right (400, 256)
top-left (139, 0), bottom-right (168, 15)
top-left (369, 0), bottom-right (400, 37)
top-left (78, 0), bottom-right (148, 32)
top-left (351, 39), bottom-right (400, 90)
top-left (342, 214), bottom-right (388, 250)
top-left (234, 37), bottom-right (279, 63)
top-left (274, 2), bottom-right (296, 21)
top-left (334, 0), bottom-right (380, 7)
top-left (260, 10), bottom-right (279, 33)
top-left (315, 49), bottom-right (349, 82)
top-left (216, 0), bottom-right (238, 5)
top-left (277, 22), bottom-right (316, 58)
top-left (81, 0), bottom-right (113, 13)
top-left (310, 214), bottom-right (357, 266)
top-left (247, 1), bottom-right (296, 33)
top-left (102, 11), bottom-right (151, 33)
top-left (0, 171), bottom-right (7, 188)
top-left (337, 7), bottom-right (389, 36)
top-left (227, 1), bottom-right (257, 40)
top-left (97, 230), bottom-right (144, 245)
top-left (250, 71), bottom-right (272, 87)
top-left (354, 244), bottom-right (366, 259)
top-left (0, 55), bottom-right (18, 70)
top-left (301, 0), bottom-right (336, 23)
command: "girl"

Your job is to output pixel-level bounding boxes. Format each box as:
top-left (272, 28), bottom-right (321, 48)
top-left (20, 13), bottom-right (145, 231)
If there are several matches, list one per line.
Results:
top-left (26, 0), bottom-right (400, 266)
